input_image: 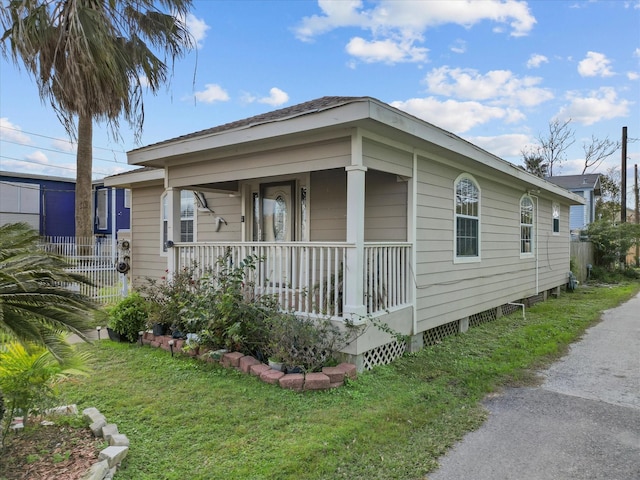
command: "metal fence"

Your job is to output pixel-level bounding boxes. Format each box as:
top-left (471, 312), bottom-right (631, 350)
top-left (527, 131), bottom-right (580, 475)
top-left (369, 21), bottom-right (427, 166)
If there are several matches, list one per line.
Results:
top-left (40, 236), bottom-right (126, 305)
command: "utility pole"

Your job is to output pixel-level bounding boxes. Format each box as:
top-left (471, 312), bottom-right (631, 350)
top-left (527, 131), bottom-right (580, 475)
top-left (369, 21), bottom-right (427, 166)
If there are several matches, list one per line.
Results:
top-left (636, 164), bottom-right (639, 267)
top-left (621, 126), bottom-right (627, 223)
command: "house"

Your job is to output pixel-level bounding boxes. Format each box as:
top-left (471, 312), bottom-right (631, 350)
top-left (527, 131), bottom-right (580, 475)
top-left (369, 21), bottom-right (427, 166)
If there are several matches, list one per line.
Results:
top-left (105, 96), bottom-right (584, 370)
top-left (0, 171), bottom-right (131, 239)
top-left (545, 174), bottom-right (601, 235)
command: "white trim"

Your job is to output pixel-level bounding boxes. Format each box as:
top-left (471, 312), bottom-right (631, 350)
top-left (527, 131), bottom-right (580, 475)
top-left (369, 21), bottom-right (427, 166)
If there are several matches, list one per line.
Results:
top-left (453, 173), bottom-right (481, 264)
top-left (520, 194), bottom-right (535, 258)
top-left (552, 201), bottom-right (560, 235)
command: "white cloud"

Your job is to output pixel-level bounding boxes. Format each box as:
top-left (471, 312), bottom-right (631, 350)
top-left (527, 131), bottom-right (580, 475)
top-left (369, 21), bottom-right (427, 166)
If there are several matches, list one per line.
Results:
top-left (450, 39), bottom-right (467, 54)
top-left (139, 75), bottom-right (150, 88)
top-left (258, 88), bottom-right (290, 106)
top-left (556, 87), bottom-right (631, 125)
top-left (51, 138), bottom-right (76, 153)
top-left (578, 51), bottom-right (614, 77)
top-left (391, 97), bottom-right (521, 133)
top-left (628, 72), bottom-right (639, 80)
top-left (25, 150), bottom-right (50, 163)
top-left (346, 37), bottom-right (427, 63)
top-left (634, 47), bottom-right (640, 57)
top-left (178, 12), bottom-right (210, 49)
top-left (467, 133), bottom-right (533, 158)
top-left (295, 0), bottom-right (535, 63)
top-left (193, 84), bottom-right (230, 103)
top-left (526, 53), bottom-right (548, 69)
top-left (424, 66), bottom-right (554, 107)
top-left (0, 118), bottom-right (31, 144)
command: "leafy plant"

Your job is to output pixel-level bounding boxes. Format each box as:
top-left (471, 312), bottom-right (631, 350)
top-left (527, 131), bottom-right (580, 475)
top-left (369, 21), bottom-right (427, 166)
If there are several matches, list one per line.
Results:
top-left (107, 292), bottom-right (149, 342)
top-left (138, 265), bottom-right (198, 331)
top-left (0, 341), bottom-right (90, 446)
top-left (0, 222), bottom-right (96, 360)
top-left (266, 314), bottom-right (363, 372)
top-left (585, 220), bottom-right (640, 269)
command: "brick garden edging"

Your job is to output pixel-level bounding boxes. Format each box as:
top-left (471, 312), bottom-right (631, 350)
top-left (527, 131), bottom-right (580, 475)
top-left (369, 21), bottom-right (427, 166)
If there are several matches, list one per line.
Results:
top-left (141, 332), bottom-right (357, 390)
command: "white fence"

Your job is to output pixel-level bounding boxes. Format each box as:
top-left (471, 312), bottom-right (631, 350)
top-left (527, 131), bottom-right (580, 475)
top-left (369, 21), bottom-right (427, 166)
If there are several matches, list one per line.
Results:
top-left (40, 236), bottom-right (126, 305)
top-left (173, 241), bottom-right (411, 318)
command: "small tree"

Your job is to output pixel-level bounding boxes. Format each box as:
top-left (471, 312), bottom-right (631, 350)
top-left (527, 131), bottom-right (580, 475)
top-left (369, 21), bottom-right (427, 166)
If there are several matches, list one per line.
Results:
top-left (521, 149), bottom-right (548, 177)
top-left (595, 168), bottom-right (622, 223)
top-left (585, 220), bottom-right (640, 269)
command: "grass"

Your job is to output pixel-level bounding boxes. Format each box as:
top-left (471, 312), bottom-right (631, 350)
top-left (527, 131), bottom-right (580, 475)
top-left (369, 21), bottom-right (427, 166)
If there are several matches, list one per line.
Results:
top-left (57, 283), bottom-right (639, 480)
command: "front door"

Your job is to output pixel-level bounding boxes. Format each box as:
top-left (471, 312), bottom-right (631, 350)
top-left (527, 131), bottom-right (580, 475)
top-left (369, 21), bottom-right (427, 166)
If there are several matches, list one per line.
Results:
top-left (260, 181), bottom-right (294, 242)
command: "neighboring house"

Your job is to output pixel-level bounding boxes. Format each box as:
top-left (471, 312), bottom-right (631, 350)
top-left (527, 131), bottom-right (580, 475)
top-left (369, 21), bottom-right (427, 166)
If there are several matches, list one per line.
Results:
top-left (105, 96), bottom-right (583, 370)
top-left (0, 171), bottom-right (131, 239)
top-left (545, 174), bottom-right (601, 234)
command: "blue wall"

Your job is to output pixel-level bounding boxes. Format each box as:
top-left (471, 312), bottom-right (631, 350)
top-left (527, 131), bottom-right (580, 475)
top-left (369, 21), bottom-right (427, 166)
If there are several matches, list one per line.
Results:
top-left (1, 173), bottom-right (130, 238)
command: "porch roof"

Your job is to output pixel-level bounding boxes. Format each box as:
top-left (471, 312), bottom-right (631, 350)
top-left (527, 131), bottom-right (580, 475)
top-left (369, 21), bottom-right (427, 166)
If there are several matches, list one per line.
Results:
top-left (120, 96), bottom-right (583, 205)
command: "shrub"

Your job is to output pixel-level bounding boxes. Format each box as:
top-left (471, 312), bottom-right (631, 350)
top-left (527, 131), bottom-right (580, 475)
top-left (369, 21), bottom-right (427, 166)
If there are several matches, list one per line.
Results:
top-left (266, 314), bottom-right (363, 373)
top-left (138, 266), bottom-right (198, 332)
top-left (108, 292), bottom-right (149, 342)
top-left (585, 221), bottom-right (640, 269)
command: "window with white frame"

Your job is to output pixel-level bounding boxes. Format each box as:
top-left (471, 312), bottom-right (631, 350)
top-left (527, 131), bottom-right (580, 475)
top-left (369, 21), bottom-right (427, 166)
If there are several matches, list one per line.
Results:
top-left (455, 175), bottom-right (480, 259)
top-left (552, 202), bottom-right (560, 234)
top-left (521, 196), bottom-right (534, 254)
top-left (180, 190), bottom-right (195, 242)
top-left (124, 189), bottom-right (131, 209)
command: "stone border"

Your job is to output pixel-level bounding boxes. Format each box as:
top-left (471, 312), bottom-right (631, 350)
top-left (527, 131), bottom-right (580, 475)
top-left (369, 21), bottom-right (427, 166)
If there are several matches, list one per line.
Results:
top-left (80, 406), bottom-right (130, 480)
top-left (141, 332), bottom-right (357, 390)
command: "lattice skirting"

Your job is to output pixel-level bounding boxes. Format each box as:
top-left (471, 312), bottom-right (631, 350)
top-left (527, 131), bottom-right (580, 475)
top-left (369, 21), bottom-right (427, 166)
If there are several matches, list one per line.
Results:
top-left (362, 339), bottom-right (407, 370)
top-left (423, 320), bottom-right (459, 346)
top-left (359, 289), bottom-right (560, 370)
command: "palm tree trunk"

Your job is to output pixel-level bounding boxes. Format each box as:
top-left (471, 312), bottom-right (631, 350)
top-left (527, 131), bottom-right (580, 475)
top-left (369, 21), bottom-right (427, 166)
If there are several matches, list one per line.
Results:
top-left (76, 114), bottom-right (93, 255)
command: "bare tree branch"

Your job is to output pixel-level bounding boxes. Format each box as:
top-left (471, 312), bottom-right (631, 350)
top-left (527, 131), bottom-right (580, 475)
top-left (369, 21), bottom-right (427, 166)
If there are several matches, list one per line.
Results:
top-left (582, 135), bottom-right (620, 174)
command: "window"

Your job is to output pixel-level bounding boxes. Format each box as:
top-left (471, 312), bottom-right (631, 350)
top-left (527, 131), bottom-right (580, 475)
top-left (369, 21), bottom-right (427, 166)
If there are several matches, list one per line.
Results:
top-left (180, 190), bottom-right (195, 242)
top-left (455, 175), bottom-right (480, 260)
top-left (520, 196), bottom-right (534, 254)
top-left (552, 202), bottom-right (560, 234)
top-left (96, 189), bottom-right (108, 230)
top-left (124, 189), bottom-right (131, 209)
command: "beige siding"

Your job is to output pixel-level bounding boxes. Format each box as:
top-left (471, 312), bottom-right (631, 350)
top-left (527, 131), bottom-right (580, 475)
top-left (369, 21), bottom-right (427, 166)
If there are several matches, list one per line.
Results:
top-left (195, 192), bottom-right (242, 242)
top-left (309, 168), bottom-right (408, 242)
top-left (363, 139), bottom-right (413, 177)
top-left (364, 169), bottom-right (407, 241)
top-left (130, 184), bottom-right (166, 285)
top-left (414, 156), bottom-right (571, 332)
top-left (169, 139), bottom-right (351, 188)
top-left (309, 170), bottom-right (346, 241)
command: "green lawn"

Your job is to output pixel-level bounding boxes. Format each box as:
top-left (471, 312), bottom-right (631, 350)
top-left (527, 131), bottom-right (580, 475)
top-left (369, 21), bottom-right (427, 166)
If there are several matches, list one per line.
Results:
top-left (58, 283), bottom-right (640, 480)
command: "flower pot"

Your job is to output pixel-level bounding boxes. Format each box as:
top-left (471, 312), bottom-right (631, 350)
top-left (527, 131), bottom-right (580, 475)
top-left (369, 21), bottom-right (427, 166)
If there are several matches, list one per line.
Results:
top-left (152, 323), bottom-right (167, 336)
top-left (106, 327), bottom-right (121, 342)
top-left (268, 359), bottom-right (284, 371)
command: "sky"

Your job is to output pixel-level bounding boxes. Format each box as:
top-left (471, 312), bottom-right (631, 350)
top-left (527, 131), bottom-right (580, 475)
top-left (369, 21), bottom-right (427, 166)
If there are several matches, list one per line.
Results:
top-left (1, 0), bottom-right (639, 205)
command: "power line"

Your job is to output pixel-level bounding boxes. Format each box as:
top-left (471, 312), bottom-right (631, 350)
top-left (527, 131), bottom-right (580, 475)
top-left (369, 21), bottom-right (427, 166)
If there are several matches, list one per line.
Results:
top-left (1, 138), bottom-right (126, 164)
top-left (0, 125), bottom-right (127, 154)
top-left (0, 154), bottom-right (112, 176)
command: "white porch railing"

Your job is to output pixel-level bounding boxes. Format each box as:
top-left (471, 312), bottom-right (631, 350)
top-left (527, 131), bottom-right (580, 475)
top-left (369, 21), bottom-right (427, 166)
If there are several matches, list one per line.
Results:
top-left (173, 242), bottom-right (411, 318)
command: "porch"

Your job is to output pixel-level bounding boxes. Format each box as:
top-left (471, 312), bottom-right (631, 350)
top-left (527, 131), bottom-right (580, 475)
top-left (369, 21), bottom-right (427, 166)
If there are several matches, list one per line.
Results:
top-left (170, 241), bottom-right (412, 319)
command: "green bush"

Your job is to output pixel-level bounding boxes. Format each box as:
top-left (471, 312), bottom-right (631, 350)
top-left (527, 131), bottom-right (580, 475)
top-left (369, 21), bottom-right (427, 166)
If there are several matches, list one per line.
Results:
top-left (108, 292), bottom-right (149, 342)
top-left (0, 341), bottom-right (89, 445)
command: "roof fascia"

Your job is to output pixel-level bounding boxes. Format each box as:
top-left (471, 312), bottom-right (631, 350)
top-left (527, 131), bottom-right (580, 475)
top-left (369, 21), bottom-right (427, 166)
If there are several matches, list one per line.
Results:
top-left (104, 168), bottom-right (164, 188)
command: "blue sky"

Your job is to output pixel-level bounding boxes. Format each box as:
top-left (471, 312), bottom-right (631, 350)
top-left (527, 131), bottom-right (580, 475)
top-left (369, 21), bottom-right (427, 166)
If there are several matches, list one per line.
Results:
top-left (1, 0), bottom-right (638, 204)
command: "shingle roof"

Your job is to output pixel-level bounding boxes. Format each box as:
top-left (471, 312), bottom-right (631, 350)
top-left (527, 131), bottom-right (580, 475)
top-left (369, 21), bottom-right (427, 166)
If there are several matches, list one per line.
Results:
top-left (545, 174), bottom-right (601, 191)
top-left (131, 96), bottom-right (366, 152)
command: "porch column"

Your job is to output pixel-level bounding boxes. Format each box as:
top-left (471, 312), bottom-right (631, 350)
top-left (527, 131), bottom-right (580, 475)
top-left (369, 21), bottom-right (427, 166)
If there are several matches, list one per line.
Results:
top-left (165, 187), bottom-right (181, 277)
top-left (344, 165), bottom-right (367, 319)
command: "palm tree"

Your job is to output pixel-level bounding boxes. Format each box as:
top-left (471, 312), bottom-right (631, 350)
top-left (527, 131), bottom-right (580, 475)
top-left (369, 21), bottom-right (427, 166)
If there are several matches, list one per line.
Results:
top-left (0, 0), bottom-right (194, 239)
top-left (0, 223), bottom-right (97, 360)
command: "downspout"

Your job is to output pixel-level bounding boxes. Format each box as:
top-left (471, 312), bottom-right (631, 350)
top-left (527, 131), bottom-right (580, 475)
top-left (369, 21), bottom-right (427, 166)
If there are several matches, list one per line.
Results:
top-left (529, 193), bottom-right (539, 295)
